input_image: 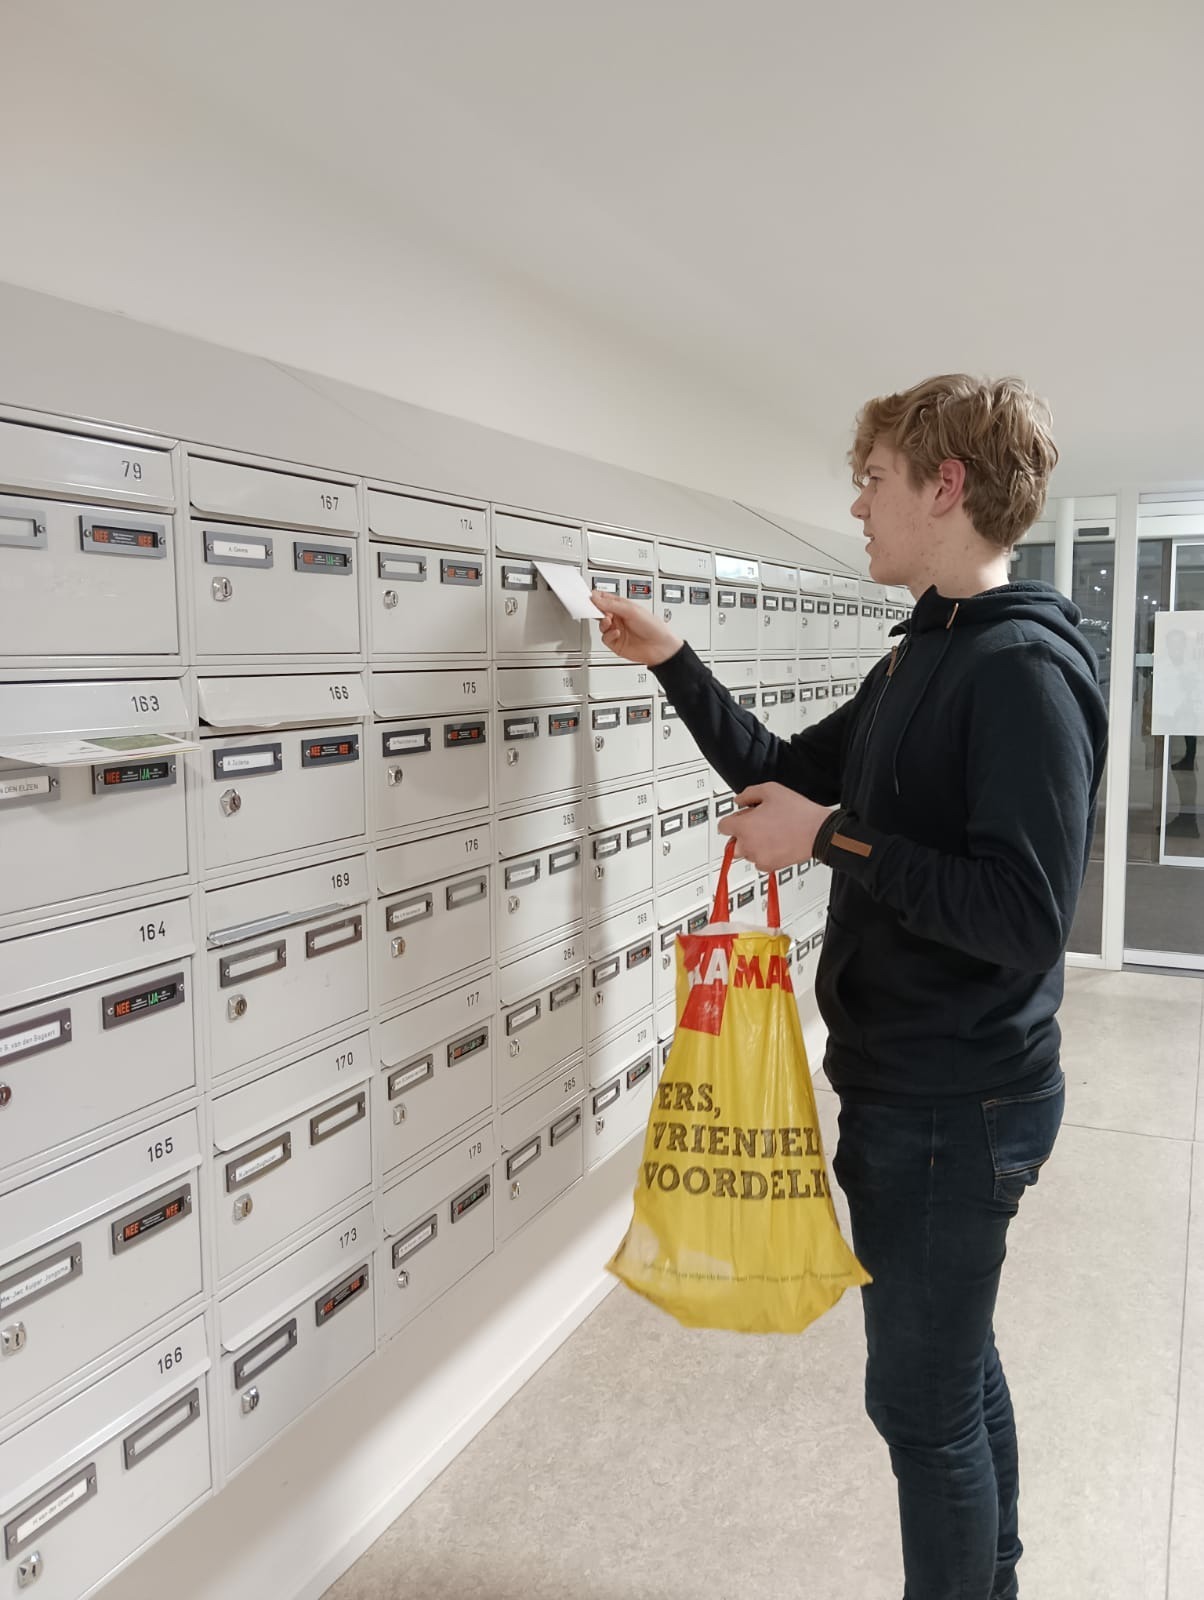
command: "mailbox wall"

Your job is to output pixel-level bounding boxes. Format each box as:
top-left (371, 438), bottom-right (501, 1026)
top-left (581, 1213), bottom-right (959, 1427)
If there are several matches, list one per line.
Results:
top-left (0, 331), bottom-right (887, 1599)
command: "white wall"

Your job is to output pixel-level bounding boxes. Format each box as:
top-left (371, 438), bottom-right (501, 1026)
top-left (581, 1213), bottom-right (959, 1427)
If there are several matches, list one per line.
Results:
top-left (0, 9), bottom-right (855, 534)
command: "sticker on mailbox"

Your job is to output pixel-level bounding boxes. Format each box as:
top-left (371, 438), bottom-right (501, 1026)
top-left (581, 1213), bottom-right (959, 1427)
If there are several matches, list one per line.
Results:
top-left (301, 735), bottom-right (360, 767)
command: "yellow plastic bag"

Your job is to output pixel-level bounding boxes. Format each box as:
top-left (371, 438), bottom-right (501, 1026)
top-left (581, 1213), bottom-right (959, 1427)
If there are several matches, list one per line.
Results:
top-left (608, 840), bottom-right (869, 1332)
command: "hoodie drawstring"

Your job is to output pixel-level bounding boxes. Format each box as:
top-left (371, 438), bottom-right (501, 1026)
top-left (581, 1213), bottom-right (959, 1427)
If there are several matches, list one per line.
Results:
top-left (890, 603), bottom-right (959, 794)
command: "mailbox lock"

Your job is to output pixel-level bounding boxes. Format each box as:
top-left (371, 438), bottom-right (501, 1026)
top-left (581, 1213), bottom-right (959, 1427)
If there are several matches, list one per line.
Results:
top-left (594, 865), bottom-right (605, 881)
top-left (505, 597), bottom-right (520, 616)
top-left (718, 612), bottom-right (727, 625)
top-left (212, 577), bottom-right (234, 602)
top-left (663, 842), bottom-right (672, 857)
top-left (508, 895), bottom-right (521, 915)
top-left (510, 1180), bottom-right (522, 1200)
top-left (662, 726), bottom-right (672, 740)
top-left (2, 1322), bottom-right (28, 1356)
top-left (594, 993), bottom-right (604, 1007)
top-left (594, 736), bottom-right (605, 752)
top-left (233, 1194), bottom-right (254, 1222)
top-left (228, 994), bottom-right (249, 1021)
top-left (241, 1386), bottom-right (260, 1416)
top-left (386, 766), bottom-right (404, 787)
top-left (663, 608), bottom-right (672, 621)
top-left (392, 1105), bottom-right (407, 1125)
top-left (596, 1117), bottom-right (606, 1135)
top-left (509, 1040), bottom-right (521, 1058)
top-left (382, 589), bottom-right (400, 610)
top-left (220, 788), bottom-right (243, 816)
top-left (396, 1268), bottom-right (410, 1289)
top-left (0, 1082), bottom-right (11, 1108)
top-left (16, 1551), bottom-right (43, 1589)
top-left (505, 749), bottom-right (520, 767)
top-left (391, 936), bottom-right (407, 958)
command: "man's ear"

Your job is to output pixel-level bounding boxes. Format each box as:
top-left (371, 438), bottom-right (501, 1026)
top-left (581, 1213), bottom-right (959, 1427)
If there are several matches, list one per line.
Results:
top-left (931, 458), bottom-right (967, 517)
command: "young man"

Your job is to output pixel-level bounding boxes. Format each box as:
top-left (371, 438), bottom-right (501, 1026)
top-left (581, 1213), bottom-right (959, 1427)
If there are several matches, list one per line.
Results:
top-left (592, 374), bottom-right (1109, 1600)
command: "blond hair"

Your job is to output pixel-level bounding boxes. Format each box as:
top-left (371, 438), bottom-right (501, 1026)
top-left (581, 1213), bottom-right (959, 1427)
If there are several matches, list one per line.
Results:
top-left (849, 374), bottom-right (1058, 550)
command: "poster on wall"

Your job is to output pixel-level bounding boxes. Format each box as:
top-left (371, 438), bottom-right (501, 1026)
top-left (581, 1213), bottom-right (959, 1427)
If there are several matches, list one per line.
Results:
top-left (1152, 611), bottom-right (1204, 736)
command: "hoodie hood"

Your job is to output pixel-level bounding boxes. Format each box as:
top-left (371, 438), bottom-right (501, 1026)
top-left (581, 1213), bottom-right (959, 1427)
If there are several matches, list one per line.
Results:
top-left (895, 580), bottom-right (1098, 675)
top-left (883, 581), bottom-right (1100, 796)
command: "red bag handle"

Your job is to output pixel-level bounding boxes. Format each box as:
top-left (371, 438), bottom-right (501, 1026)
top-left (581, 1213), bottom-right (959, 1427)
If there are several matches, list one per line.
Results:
top-left (712, 835), bottom-right (782, 929)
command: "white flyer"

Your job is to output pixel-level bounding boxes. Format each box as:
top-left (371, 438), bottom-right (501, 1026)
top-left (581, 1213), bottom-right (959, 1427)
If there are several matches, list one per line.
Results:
top-left (0, 731), bottom-right (199, 769)
top-left (532, 560), bottom-right (606, 621)
top-left (1152, 611), bottom-right (1204, 737)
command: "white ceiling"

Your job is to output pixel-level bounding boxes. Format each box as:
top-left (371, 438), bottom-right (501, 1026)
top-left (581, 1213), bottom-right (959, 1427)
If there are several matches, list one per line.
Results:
top-left (7, 0), bottom-right (1204, 502)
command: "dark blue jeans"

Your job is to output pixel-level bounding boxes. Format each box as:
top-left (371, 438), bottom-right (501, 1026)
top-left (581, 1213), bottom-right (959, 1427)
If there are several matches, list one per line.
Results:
top-left (832, 1068), bottom-right (1065, 1600)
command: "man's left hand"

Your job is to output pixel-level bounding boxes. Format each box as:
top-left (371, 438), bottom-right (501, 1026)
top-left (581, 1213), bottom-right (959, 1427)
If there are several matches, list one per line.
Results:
top-left (718, 784), bottom-right (835, 871)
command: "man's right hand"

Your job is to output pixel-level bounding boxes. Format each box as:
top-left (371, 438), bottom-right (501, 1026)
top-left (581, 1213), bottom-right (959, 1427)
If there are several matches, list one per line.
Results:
top-left (591, 591), bottom-right (684, 668)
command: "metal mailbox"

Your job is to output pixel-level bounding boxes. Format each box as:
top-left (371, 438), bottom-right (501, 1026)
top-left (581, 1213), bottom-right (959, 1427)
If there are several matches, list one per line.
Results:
top-left (585, 1016), bottom-right (656, 1169)
top-left (374, 826), bottom-right (492, 1011)
top-left (829, 576), bottom-right (861, 656)
top-left (655, 769), bottom-right (712, 894)
top-left (189, 456), bottom-right (358, 536)
top-left (204, 854), bottom-right (370, 1083)
top-left (586, 529), bottom-right (656, 661)
top-left (759, 562), bottom-right (799, 659)
top-left (496, 806), bottom-right (584, 965)
top-left (493, 513), bottom-right (586, 657)
top-left (197, 675), bottom-right (369, 875)
top-left (496, 935), bottom-right (586, 1110)
top-left (585, 663), bottom-right (655, 790)
top-left (0, 1112), bottom-right (203, 1427)
top-left (798, 568), bottom-right (834, 657)
top-left (587, 782), bottom-right (654, 924)
top-left (658, 545), bottom-right (713, 655)
top-left (0, 491), bottom-right (178, 665)
top-left (211, 1031), bottom-right (373, 1285)
top-left (191, 520), bottom-right (360, 663)
top-left (654, 873), bottom-right (711, 1014)
top-left (0, 898), bottom-right (196, 1186)
top-left (496, 1069), bottom-right (585, 1244)
top-left (217, 1201), bottom-right (375, 1479)
top-left (0, 678), bottom-right (190, 929)
top-left (375, 977), bottom-right (494, 1179)
top-left (588, 902), bottom-right (655, 1045)
top-left (494, 667), bottom-right (585, 812)
top-left (370, 669), bottom-right (491, 835)
top-left (0, 1314), bottom-right (211, 1600)
top-left (367, 488), bottom-right (488, 661)
top-left (759, 668), bottom-right (797, 740)
top-left (367, 489), bottom-right (487, 552)
top-left (712, 555), bottom-right (760, 654)
top-left (859, 584), bottom-right (888, 653)
top-left (370, 543), bottom-right (487, 661)
top-left (655, 691), bottom-right (703, 773)
top-left (377, 1121), bottom-right (495, 1343)
top-left (797, 857), bottom-right (833, 914)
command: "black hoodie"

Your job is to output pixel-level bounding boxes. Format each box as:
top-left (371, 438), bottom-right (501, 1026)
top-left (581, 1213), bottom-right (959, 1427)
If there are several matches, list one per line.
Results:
top-left (653, 581), bottom-right (1109, 1101)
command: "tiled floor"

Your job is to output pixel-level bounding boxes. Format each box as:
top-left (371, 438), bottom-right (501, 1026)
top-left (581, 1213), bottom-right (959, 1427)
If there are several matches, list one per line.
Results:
top-left (324, 968), bottom-right (1204, 1600)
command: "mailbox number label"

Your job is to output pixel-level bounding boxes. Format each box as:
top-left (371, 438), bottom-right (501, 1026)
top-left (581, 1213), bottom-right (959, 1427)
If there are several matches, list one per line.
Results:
top-left (157, 1345), bottom-right (184, 1375)
top-left (147, 1136), bottom-right (175, 1164)
top-left (130, 694), bottom-right (161, 713)
top-left (140, 921), bottom-right (167, 943)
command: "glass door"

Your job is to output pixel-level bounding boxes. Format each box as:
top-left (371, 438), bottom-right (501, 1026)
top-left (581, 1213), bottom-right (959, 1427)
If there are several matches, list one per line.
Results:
top-left (1124, 532), bottom-right (1204, 965)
